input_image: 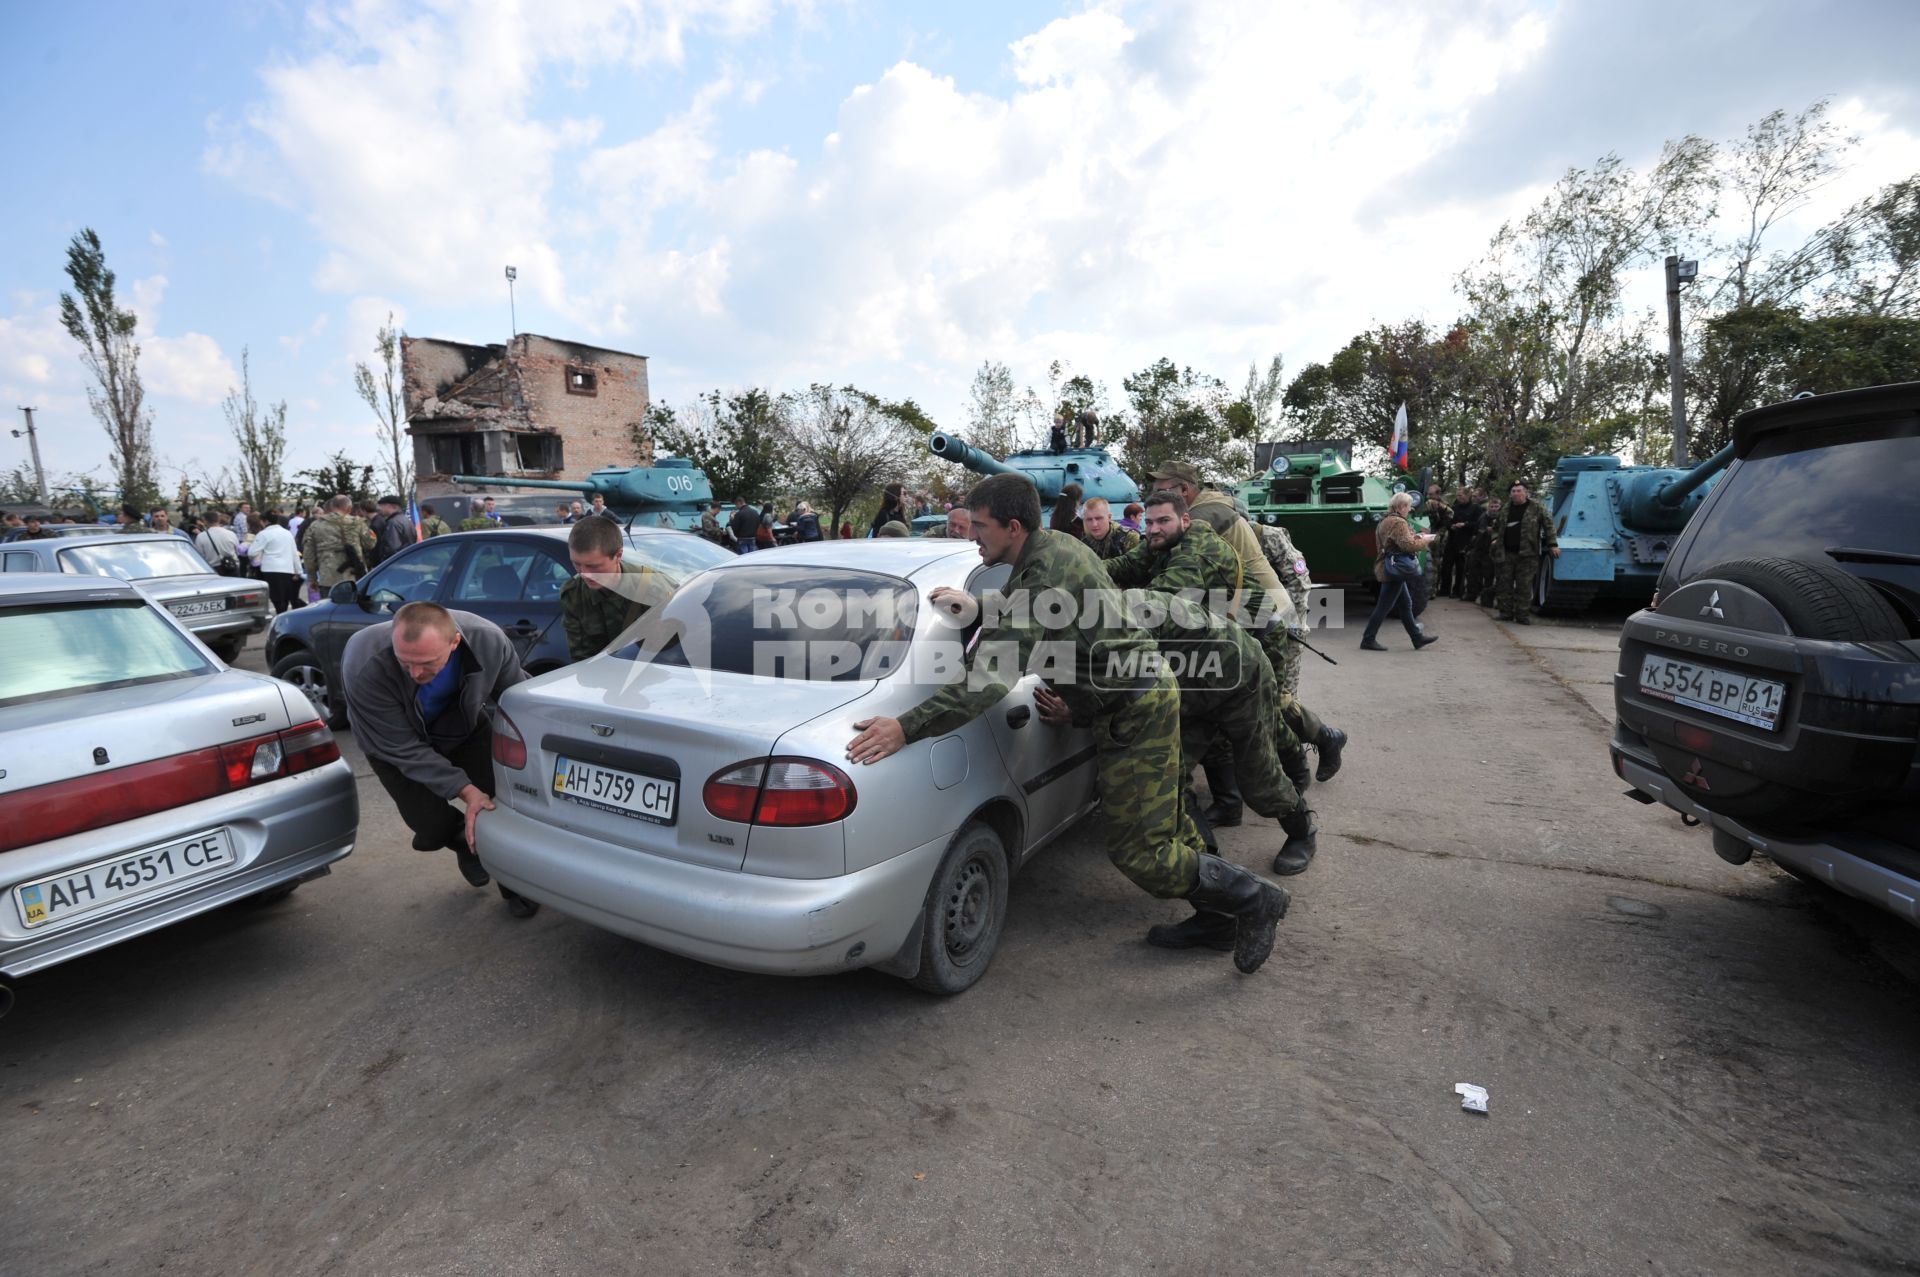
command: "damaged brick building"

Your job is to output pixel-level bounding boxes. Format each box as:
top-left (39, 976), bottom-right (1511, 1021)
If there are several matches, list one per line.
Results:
top-left (402, 333), bottom-right (653, 499)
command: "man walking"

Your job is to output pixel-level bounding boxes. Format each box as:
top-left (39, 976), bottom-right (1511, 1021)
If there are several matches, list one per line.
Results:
top-left (1487, 481), bottom-right (1560, 623)
top-left (343, 601), bottom-right (538, 916)
top-left (846, 473), bottom-right (1291, 974)
top-left (302, 495), bottom-right (370, 594)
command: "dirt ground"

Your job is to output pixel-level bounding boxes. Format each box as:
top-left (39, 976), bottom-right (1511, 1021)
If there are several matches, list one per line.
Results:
top-left (4, 596), bottom-right (1917, 1276)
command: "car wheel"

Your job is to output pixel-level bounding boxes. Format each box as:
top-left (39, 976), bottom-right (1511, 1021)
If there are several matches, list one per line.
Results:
top-left (909, 822), bottom-right (1010, 996)
top-left (270, 648), bottom-right (346, 730)
top-left (243, 882), bottom-right (300, 907)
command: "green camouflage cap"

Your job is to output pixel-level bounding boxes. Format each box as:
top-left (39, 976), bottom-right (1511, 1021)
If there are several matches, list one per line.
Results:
top-left (1147, 460), bottom-right (1202, 488)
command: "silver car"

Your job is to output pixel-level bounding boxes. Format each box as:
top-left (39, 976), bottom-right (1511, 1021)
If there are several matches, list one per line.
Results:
top-left (477, 540), bottom-right (1100, 994)
top-left (0, 575), bottom-right (357, 1018)
top-left (0, 533), bottom-right (271, 662)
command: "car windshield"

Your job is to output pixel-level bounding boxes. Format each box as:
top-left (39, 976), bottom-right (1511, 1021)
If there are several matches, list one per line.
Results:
top-left (59, 540), bottom-right (210, 581)
top-left (624, 533), bottom-right (733, 579)
top-left (1674, 422), bottom-right (1920, 579)
top-left (0, 600), bottom-right (212, 707)
top-left (609, 564), bottom-right (919, 681)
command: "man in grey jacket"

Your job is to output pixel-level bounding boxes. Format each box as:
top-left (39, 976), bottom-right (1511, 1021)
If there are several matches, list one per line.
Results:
top-left (342, 601), bottom-right (538, 916)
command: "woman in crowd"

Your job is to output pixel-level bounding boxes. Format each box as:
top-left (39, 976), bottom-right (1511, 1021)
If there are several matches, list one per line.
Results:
top-left (1049, 482), bottom-right (1083, 535)
top-left (1360, 491), bottom-right (1438, 651)
top-left (868, 482), bottom-right (905, 537)
top-left (247, 513), bottom-right (303, 615)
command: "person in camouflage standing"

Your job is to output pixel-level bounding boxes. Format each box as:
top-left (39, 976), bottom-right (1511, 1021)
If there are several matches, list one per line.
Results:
top-left (1486, 480), bottom-right (1560, 623)
top-left (1420, 484), bottom-right (1452, 601)
top-left (1105, 490), bottom-right (1319, 873)
top-left (301, 494), bottom-right (370, 593)
top-left (418, 504), bottom-right (453, 540)
top-left (560, 516), bottom-right (664, 662)
top-left (1077, 496), bottom-right (1138, 560)
top-left (1469, 490), bottom-right (1496, 606)
top-left (846, 473), bottom-right (1292, 975)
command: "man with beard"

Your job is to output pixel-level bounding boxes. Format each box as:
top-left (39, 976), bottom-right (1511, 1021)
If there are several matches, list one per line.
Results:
top-left (845, 473), bottom-right (1292, 975)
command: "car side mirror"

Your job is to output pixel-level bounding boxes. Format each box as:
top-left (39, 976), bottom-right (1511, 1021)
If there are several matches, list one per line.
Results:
top-left (329, 580), bottom-right (359, 607)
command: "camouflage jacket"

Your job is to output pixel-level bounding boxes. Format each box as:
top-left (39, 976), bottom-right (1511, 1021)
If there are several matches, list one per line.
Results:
top-left (699, 510), bottom-right (730, 543)
top-left (459, 516), bottom-right (495, 532)
top-left (898, 529), bottom-right (1155, 743)
top-left (1420, 499), bottom-right (1453, 553)
top-left (1105, 519), bottom-right (1290, 630)
top-left (1187, 489), bottom-right (1284, 595)
top-left (1079, 525), bottom-right (1140, 561)
top-left (1129, 590), bottom-right (1270, 719)
top-left (1253, 523), bottom-right (1311, 615)
top-left (419, 516), bottom-right (452, 539)
top-left (560, 559), bottom-right (657, 662)
top-left (301, 513), bottom-right (370, 589)
top-left (1486, 498), bottom-right (1558, 563)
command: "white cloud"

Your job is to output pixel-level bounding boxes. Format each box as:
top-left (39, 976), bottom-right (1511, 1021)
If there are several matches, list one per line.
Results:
top-left (145, 333), bottom-right (241, 405)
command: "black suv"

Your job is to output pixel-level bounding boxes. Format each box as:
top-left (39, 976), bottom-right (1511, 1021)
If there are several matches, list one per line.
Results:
top-left (1612, 383), bottom-right (1920, 927)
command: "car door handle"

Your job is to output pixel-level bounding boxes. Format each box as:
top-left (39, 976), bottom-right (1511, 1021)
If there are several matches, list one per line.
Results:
top-left (506, 620), bottom-right (542, 635)
top-left (1005, 705), bottom-right (1031, 728)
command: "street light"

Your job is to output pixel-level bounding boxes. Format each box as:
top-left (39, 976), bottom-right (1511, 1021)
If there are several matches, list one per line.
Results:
top-left (505, 264), bottom-right (518, 337)
top-left (1665, 255), bottom-right (1699, 466)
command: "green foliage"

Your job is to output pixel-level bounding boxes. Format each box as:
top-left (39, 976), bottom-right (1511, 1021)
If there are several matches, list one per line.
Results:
top-left (293, 451), bottom-right (376, 506)
top-left (646, 388), bottom-right (788, 502)
top-left (354, 314), bottom-right (413, 501)
top-left (224, 347), bottom-right (289, 511)
top-left (1118, 358), bottom-right (1248, 483)
top-left (782, 383), bottom-right (920, 537)
top-left (60, 228), bottom-right (160, 510)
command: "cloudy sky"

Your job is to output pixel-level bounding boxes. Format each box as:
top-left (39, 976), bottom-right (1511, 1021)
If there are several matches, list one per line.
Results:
top-left (4, 0), bottom-right (1917, 491)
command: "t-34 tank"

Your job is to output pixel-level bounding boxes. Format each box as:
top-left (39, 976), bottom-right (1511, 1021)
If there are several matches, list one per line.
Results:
top-left (450, 456), bottom-right (713, 530)
top-left (926, 433), bottom-right (1140, 507)
top-left (1230, 439), bottom-right (1430, 586)
top-left (1536, 444), bottom-right (1734, 611)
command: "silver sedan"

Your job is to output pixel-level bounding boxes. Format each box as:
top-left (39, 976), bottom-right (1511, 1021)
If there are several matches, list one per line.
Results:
top-left (477, 540), bottom-right (1099, 993)
top-left (0, 575), bottom-right (357, 1017)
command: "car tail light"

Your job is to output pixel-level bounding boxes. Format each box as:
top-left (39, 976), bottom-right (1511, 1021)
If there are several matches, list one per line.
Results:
top-left (1675, 723), bottom-right (1714, 752)
top-left (492, 711), bottom-right (527, 770)
top-left (702, 758), bottom-right (856, 827)
top-left (234, 592), bottom-right (265, 608)
top-left (0, 720), bottom-right (343, 854)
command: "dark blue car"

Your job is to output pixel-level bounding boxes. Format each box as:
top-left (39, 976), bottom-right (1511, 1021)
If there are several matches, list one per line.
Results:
top-left (264, 525), bottom-right (732, 727)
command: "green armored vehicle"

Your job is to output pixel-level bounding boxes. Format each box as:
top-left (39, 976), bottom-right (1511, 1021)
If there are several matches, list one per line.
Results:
top-left (1231, 439), bottom-right (1429, 585)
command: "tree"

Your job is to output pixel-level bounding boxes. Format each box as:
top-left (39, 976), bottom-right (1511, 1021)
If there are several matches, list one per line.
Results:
top-left (224, 347), bottom-right (288, 511)
top-left (647, 388), bottom-right (788, 501)
top-left (963, 360), bottom-right (1028, 458)
top-left (782, 384), bottom-right (920, 537)
top-left (293, 451), bottom-right (376, 506)
top-left (1239, 355), bottom-right (1286, 440)
top-left (1821, 175), bottom-right (1920, 318)
top-left (1706, 100), bottom-right (1856, 312)
top-left (59, 228), bottom-right (159, 509)
top-left (354, 313), bottom-right (413, 503)
top-left (1118, 358), bottom-right (1249, 481)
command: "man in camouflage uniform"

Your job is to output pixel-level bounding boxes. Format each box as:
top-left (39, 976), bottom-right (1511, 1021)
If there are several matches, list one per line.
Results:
top-left (1487, 480), bottom-right (1560, 624)
top-left (698, 502), bottom-right (730, 546)
top-left (923, 507), bottom-right (972, 540)
top-left (418, 504), bottom-right (452, 539)
top-left (301, 494), bottom-right (370, 592)
top-left (1146, 462), bottom-right (1347, 787)
top-left (1077, 497), bottom-right (1138, 560)
top-left (1420, 485), bottom-right (1452, 600)
top-left (846, 473), bottom-right (1291, 975)
top-left (1106, 491), bottom-right (1319, 874)
top-left (560, 516), bottom-right (664, 662)
top-left (1469, 495), bottom-right (1496, 606)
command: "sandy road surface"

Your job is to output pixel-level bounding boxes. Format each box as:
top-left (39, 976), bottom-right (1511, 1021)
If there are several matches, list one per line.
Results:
top-left (3, 597), bottom-right (1917, 1275)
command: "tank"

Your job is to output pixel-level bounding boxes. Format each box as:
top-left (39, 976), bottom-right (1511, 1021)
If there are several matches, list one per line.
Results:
top-left (449, 456), bottom-right (713, 530)
top-left (926, 433), bottom-right (1140, 507)
top-left (1536, 444), bottom-right (1734, 611)
top-left (1230, 439), bottom-right (1430, 586)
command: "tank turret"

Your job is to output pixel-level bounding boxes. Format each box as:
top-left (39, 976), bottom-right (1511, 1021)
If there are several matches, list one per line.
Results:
top-left (1229, 441), bottom-right (1432, 586)
top-left (1538, 444), bottom-right (1734, 612)
top-left (450, 457), bottom-right (712, 530)
top-left (926, 432), bottom-right (1140, 506)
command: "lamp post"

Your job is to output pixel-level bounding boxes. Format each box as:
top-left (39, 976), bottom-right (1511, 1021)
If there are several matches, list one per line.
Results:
top-left (12, 406), bottom-right (50, 507)
top-left (1665, 255), bottom-right (1698, 466)
top-left (505, 265), bottom-right (518, 337)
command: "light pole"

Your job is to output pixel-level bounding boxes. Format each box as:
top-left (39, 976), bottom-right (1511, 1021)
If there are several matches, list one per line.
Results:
top-left (505, 265), bottom-right (518, 337)
top-left (1665, 254), bottom-right (1698, 466)
top-left (12, 407), bottom-right (50, 507)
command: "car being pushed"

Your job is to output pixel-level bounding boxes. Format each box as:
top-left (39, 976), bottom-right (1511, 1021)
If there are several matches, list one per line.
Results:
top-left (0, 533), bottom-right (269, 663)
top-left (1612, 382), bottom-right (1920, 927)
top-left (477, 539), bottom-right (1100, 994)
top-left (0, 575), bottom-right (357, 1018)
top-left (264, 524), bottom-right (732, 728)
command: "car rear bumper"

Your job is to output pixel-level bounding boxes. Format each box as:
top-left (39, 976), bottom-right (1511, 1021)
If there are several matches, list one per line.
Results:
top-left (186, 611), bottom-right (271, 640)
top-left (1615, 740), bottom-right (1920, 929)
top-left (0, 759), bottom-right (359, 978)
top-left (478, 803), bottom-right (949, 976)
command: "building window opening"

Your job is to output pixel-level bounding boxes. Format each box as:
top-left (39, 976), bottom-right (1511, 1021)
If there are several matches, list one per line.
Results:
top-left (517, 434), bottom-right (565, 471)
top-left (566, 366), bottom-right (598, 396)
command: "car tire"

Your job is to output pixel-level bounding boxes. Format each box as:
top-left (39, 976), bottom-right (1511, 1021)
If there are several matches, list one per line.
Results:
top-left (243, 882), bottom-right (300, 907)
top-left (909, 822), bottom-right (1010, 996)
top-left (270, 648), bottom-right (346, 730)
top-left (1691, 556), bottom-right (1905, 642)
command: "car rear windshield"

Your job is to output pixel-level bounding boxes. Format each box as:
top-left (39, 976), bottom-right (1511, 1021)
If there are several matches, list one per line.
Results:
top-left (60, 540), bottom-right (210, 581)
top-left (622, 533), bottom-right (734, 579)
top-left (0, 600), bottom-right (213, 707)
top-left (610, 564), bottom-right (919, 681)
top-left (1674, 421), bottom-right (1920, 582)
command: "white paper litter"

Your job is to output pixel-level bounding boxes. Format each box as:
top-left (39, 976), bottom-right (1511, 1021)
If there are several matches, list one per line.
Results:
top-left (1454, 1083), bottom-right (1489, 1114)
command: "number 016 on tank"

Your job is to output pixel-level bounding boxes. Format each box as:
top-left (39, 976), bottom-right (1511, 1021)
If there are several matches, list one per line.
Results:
top-left (1637, 654), bottom-right (1785, 731)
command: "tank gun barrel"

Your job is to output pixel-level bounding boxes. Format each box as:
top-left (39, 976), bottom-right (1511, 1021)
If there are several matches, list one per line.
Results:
top-left (1655, 443), bottom-right (1735, 506)
top-left (927, 433), bottom-right (1019, 478)
top-left (452, 475), bottom-right (605, 495)
top-left (1618, 443), bottom-right (1734, 530)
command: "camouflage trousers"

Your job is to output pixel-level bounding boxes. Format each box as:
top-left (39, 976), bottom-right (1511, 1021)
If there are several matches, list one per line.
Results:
top-left (1096, 669), bottom-right (1207, 899)
top-left (1276, 623), bottom-right (1303, 698)
top-left (1256, 627), bottom-right (1309, 756)
top-left (1180, 678), bottom-right (1301, 822)
top-left (1492, 554), bottom-right (1538, 618)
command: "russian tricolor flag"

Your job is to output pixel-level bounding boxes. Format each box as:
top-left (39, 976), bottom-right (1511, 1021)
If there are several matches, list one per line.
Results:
top-left (1391, 402), bottom-right (1410, 471)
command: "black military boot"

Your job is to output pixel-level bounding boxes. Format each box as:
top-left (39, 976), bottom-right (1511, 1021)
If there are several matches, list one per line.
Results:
top-left (1272, 806), bottom-right (1318, 876)
top-left (1313, 726), bottom-right (1347, 783)
top-left (1186, 789), bottom-right (1219, 854)
top-left (1183, 854), bottom-right (1291, 974)
top-left (1145, 908), bottom-right (1236, 951)
top-left (1201, 757), bottom-right (1243, 828)
top-left (1281, 747), bottom-right (1313, 796)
